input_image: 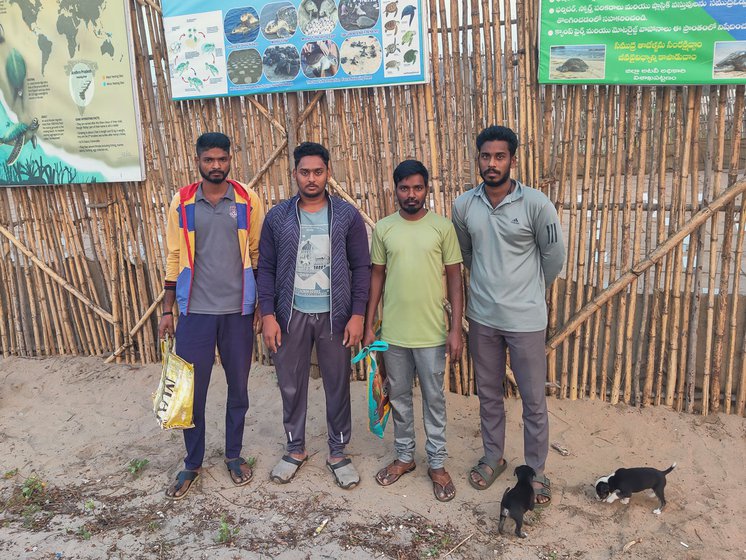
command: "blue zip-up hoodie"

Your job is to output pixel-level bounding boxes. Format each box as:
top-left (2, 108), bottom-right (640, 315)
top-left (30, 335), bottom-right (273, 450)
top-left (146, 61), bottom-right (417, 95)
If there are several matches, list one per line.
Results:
top-left (257, 193), bottom-right (371, 334)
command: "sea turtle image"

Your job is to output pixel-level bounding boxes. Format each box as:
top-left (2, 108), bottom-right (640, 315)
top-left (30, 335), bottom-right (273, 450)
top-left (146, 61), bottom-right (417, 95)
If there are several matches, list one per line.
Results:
top-left (385, 60), bottom-right (400, 71)
top-left (355, 15), bottom-right (376, 28)
top-left (187, 77), bottom-right (204, 90)
top-left (384, 20), bottom-right (398, 34)
top-left (714, 51), bottom-right (746, 72)
top-left (401, 5), bottom-right (416, 26)
top-left (385, 39), bottom-right (400, 55)
top-left (402, 30), bottom-right (415, 46)
top-left (264, 6), bottom-right (298, 38)
top-left (403, 49), bottom-right (417, 64)
top-left (205, 62), bottom-right (219, 76)
top-left (557, 58), bottom-right (589, 72)
top-left (384, 2), bottom-right (398, 17)
top-left (240, 12), bottom-right (260, 25)
top-left (305, 50), bottom-right (338, 77)
top-left (1, 117), bottom-right (39, 166)
top-left (174, 61), bottom-right (190, 76)
top-left (5, 49), bottom-right (26, 106)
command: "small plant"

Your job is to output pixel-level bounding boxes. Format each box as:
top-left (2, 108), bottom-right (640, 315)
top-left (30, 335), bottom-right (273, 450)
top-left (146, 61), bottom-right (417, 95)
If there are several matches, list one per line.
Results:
top-left (127, 458), bottom-right (150, 477)
top-left (78, 526), bottom-right (92, 540)
top-left (21, 475), bottom-right (44, 501)
top-left (216, 515), bottom-right (239, 544)
top-left (4, 468), bottom-right (18, 479)
top-left (21, 504), bottom-right (41, 528)
top-left (246, 456), bottom-right (256, 468)
top-left (84, 498), bottom-right (96, 512)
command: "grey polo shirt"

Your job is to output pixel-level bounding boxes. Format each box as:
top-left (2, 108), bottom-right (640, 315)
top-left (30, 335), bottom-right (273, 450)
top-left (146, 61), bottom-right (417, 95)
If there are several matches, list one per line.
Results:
top-left (188, 184), bottom-right (244, 314)
top-left (452, 180), bottom-right (566, 332)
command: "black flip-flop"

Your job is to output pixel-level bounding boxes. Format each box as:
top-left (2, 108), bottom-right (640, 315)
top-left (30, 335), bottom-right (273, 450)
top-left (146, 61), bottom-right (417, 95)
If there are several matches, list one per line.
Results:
top-left (165, 470), bottom-right (200, 500)
top-left (226, 457), bottom-right (254, 487)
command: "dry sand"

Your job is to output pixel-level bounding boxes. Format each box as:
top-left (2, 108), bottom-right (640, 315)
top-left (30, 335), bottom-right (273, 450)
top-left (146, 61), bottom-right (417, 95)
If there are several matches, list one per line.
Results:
top-left (1, 356), bottom-right (745, 559)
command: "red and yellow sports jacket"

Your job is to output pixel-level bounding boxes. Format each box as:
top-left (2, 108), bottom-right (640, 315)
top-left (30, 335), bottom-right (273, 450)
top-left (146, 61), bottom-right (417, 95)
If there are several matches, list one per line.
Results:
top-left (164, 180), bottom-right (264, 315)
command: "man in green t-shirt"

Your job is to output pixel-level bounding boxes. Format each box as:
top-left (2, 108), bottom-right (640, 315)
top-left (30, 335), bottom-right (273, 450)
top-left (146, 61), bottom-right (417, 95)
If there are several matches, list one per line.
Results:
top-left (363, 160), bottom-right (463, 502)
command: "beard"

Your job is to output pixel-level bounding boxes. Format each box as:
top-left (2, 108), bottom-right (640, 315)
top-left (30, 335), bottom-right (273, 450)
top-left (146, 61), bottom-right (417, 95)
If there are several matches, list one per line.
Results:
top-left (200, 167), bottom-right (228, 185)
top-left (400, 201), bottom-right (425, 214)
top-left (480, 167), bottom-right (510, 188)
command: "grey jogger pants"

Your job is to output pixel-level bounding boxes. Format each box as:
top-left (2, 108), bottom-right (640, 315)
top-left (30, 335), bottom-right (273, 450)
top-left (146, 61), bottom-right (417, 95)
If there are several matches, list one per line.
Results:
top-left (468, 320), bottom-right (549, 475)
top-left (272, 312), bottom-right (352, 457)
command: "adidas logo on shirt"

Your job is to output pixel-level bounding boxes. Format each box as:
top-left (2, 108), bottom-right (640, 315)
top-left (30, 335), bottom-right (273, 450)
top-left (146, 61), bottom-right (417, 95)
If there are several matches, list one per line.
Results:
top-left (510, 218), bottom-right (519, 224)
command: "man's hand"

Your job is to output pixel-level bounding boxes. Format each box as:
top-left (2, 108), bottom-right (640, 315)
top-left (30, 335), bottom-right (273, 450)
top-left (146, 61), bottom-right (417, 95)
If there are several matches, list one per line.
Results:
top-left (362, 327), bottom-right (376, 348)
top-left (253, 308), bottom-right (263, 335)
top-left (445, 328), bottom-right (463, 361)
top-left (158, 315), bottom-right (174, 339)
top-left (262, 314), bottom-right (282, 353)
top-left (343, 315), bottom-right (364, 348)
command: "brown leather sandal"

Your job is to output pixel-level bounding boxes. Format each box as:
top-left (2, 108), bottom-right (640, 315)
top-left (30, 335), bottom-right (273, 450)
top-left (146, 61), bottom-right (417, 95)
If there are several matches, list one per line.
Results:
top-left (428, 468), bottom-right (456, 502)
top-left (375, 459), bottom-right (416, 486)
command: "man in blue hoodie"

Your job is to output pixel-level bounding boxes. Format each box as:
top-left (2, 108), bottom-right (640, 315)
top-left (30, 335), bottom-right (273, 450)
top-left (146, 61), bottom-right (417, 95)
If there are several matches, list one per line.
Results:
top-left (258, 142), bottom-right (370, 490)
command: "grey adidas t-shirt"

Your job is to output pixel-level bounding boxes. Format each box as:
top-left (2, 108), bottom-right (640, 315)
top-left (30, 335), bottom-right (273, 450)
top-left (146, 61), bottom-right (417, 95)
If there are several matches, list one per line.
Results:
top-left (293, 205), bottom-right (331, 314)
top-left (189, 184), bottom-right (243, 314)
top-left (452, 181), bottom-right (566, 332)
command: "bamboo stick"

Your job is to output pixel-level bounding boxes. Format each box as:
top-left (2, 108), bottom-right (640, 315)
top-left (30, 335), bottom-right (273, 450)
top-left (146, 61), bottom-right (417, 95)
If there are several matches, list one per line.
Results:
top-left (547, 178), bottom-right (746, 352)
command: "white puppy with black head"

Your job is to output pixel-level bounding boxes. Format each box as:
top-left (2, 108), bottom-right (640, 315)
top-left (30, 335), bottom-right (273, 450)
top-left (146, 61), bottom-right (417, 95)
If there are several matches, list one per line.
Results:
top-left (595, 463), bottom-right (676, 515)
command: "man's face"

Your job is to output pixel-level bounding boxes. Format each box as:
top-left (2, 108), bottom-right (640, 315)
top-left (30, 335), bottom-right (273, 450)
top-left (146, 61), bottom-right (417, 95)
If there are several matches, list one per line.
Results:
top-left (395, 173), bottom-right (428, 215)
top-left (477, 140), bottom-right (515, 188)
top-left (293, 155), bottom-right (329, 199)
top-left (197, 147), bottom-right (231, 185)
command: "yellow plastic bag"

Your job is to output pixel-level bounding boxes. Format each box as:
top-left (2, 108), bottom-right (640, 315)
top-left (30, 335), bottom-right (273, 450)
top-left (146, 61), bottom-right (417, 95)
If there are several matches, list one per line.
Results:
top-left (152, 335), bottom-right (195, 430)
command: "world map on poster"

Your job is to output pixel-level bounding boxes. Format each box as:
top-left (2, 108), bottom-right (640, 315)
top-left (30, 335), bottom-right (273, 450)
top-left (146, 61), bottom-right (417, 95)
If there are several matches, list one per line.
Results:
top-left (0, 0), bottom-right (144, 185)
top-left (161, 0), bottom-right (428, 100)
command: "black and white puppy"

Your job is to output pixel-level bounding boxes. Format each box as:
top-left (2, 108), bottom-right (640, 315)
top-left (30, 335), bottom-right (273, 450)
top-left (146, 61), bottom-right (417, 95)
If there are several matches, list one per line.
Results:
top-left (498, 465), bottom-right (536, 538)
top-left (595, 463), bottom-right (676, 515)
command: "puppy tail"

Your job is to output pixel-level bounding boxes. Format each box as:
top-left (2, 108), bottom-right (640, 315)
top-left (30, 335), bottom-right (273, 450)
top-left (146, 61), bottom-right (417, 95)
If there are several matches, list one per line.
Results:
top-left (663, 462), bottom-right (676, 475)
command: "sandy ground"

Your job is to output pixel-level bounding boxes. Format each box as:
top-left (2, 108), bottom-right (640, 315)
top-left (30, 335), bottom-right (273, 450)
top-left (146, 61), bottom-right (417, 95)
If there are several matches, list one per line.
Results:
top-left (1, 356), bottom-right (745, 559)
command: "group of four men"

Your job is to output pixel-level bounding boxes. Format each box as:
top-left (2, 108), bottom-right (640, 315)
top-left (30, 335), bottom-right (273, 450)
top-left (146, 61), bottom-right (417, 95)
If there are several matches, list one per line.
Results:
top-left (158, 125), bottom-right (566, 506)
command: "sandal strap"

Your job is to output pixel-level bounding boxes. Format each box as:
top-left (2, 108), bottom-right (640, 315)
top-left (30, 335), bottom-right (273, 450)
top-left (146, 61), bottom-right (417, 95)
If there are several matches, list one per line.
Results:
top-left (280, 454), bottom-right (306, 467)
top-left (533, 474), bottom-right (551, 488)
top-left (176, 470), bottom-right (199, 484)
top-left (226, 457), bottom-right (247, 477)
top-left (328, 457), bottom-right (352, 471)
top-left (383, 460), bottom-right (415, 476)
top-left (429, 469), bottom-right (453, 487)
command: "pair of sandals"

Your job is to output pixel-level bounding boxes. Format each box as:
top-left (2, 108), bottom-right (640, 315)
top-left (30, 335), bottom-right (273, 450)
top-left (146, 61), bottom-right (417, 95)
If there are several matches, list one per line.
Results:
top-left (375, 459), bottom-right (457, 502)
top-left (269, 454), bottom-right (360, 489)
top-left (165, 457), bottom-right (253, 500)
top-left (469, 457), bottom-right (552, 507)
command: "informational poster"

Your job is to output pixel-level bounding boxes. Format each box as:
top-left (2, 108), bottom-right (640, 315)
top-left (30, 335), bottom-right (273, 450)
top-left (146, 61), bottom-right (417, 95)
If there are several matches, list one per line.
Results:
top-left (539, 0), bottom-right (746, 85)
top-left (0, 0), bottom-right (144, 186)
top-left (161, 0), bottom-right (428, 100)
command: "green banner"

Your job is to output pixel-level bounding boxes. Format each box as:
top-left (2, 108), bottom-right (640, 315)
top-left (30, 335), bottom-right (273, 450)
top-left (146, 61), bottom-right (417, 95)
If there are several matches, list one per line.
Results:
top-left (539, 1), bottom-right (746, 84)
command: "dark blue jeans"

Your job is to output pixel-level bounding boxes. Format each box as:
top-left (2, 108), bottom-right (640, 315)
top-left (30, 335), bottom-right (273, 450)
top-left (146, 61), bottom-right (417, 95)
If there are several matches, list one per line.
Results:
top-left (175, 312), bottom-right (254, 470)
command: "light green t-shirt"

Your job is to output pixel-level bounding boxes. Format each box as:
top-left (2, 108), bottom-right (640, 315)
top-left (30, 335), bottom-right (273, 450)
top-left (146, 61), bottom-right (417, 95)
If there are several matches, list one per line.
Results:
top-left (370, 211), bottom-right (463, 348)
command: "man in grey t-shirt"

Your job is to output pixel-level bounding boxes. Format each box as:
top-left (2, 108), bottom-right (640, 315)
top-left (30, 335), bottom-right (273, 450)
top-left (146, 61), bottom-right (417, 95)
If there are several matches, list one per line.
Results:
top-left (452, 125), bottom-right (565, 507)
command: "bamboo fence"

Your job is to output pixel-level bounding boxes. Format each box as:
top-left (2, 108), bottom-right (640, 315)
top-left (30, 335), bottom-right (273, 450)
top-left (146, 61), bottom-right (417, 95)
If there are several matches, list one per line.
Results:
top-left (0, 0), bottom-right (744, 416)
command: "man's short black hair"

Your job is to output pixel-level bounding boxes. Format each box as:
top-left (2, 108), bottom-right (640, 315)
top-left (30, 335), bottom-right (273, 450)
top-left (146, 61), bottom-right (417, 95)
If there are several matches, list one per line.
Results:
top-left (393, 159), bottom-right (429, 186)
top-left (476, 125), bottom-right (519, 156)
top-left (196, 132), bottom-right (231, 156)
top-left (293, 142), bottom-right (330, 168)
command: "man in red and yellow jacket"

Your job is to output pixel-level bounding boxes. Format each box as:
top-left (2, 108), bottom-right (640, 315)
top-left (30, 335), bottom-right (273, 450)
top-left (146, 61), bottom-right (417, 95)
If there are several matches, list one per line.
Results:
top-left (158, 132), bottom-right (264, 500)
